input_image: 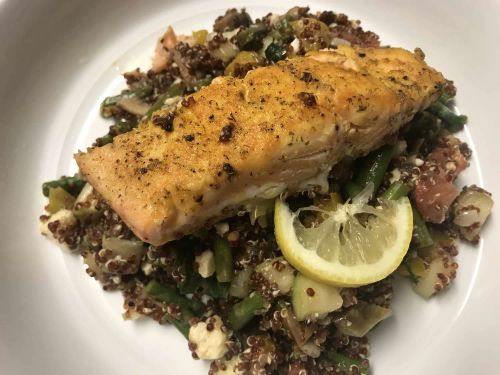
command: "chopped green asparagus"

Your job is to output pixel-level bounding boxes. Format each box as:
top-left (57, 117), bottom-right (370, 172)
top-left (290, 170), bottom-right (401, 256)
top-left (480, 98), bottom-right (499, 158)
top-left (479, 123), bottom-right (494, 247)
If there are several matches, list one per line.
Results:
top-left (382, 181), bottom-right (410, 200)
top-left (427, 99), bottom-right (467, 133)
top-left (355, 145), bottom-right (394, 194)
top-left (342, 181), bottom-right (364, 200)
top-left (145, 280), bottom-right (204, 314)
top-left (411, 206), bottom-right (434, 248)
top-left (213, 236), bottom-right (234, 283)
top-left (228, 292), bottom-right (265, 330)
top-left (42, 175), bottom-right (86, 197)
top-left (146, 82), bottom-right (185, 119)
top-left (325, 352), bottom-right (369, 375)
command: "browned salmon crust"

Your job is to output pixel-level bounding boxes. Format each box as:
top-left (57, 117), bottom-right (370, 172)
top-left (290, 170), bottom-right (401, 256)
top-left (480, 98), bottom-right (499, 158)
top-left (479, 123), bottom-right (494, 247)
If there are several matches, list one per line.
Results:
top-left (75, 45), bottom-right (445, 245)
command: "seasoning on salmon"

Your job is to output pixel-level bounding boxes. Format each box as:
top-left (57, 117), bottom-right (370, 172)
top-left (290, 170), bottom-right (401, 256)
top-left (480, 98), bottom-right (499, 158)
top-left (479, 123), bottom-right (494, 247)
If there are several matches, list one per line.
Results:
top-left (75, 45), bottom-right (445, 245)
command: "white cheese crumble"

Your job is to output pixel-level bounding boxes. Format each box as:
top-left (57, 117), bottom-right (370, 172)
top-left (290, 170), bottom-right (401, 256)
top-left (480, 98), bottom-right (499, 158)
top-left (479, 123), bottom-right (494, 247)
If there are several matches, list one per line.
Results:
top-left (290, 38), bottom-right (300, 53)
top-left (141, 262), bottom-right (154, 276)
top-left (195, 250), bottom-right (215, 278)
top-left (215, 222), bottom-right (229, 236)
top-left (388, 168), bottom-right (401, 184)
top-left (188, 315), bottom-right (228, 360)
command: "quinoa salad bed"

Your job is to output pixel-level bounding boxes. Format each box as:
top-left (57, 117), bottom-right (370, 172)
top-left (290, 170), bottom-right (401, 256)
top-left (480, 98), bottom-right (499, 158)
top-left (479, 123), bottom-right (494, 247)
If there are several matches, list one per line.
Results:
top-left (39, 7), bottom-right (493, 375)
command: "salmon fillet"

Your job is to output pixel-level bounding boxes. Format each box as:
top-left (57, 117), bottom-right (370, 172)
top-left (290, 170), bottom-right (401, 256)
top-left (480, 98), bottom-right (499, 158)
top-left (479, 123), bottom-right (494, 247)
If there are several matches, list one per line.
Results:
top-left (75, 45), bottom-right (445, 245)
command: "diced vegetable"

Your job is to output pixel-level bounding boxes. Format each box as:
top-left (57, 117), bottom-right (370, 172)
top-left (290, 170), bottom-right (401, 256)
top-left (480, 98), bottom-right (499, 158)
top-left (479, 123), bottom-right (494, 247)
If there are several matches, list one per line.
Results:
top-left (343, 145), bottom-right (394, 200)
top-left (325, 352), bottom-right (369, 375)
top-left (255, 257), bottom-right (295, 295)
top-left (145, 279), bottom-right (203, 315)
top-left (230, 267), bottom-right (253, 298)
top-left (265, 42), bottom-right (287, 63)
top-left (191, 29), bottom-right (208, 45)
top-left (342, 181), bottom-right (363, 200)
top-left (412, 257), bottom-right (455, 299)
top-left (101, 237), bottom-right (146, 274)
top-left (354, 145), bottom-right (394, 194)
top-left (290, 18), bottom-right (332, 52)
top-left (279, 304), bottom-right (306, 346)
top-left (453, 185), bottom-right (493, 243)
top-left (101, 85), bottom-right (153, 117)
top-left (213, 235), bottom-right (234, 282)
top-left (146, 82), bottom-right (185, 118)
top-left (411, 206), bottom-right (434, 249)
top-left (427, 98), bottom-right (467, 133)
top-left (224, 51), bottom-right (263, 76)
top-left (382, 181), bottom-right (410, 201)
top-left (292, 273), bottom-right (343, 321)
top-left (335, 301), bottom-right (392, 337)
top-left (235, 23), bottom-right (268, 50)
top-left (47, 187), bottom-right (76, 214)
top-left (210, 41), bottom-right (240, 62)
top-left (117, 96), bottom-right (151, 116)
top-left (228, 291), bottom-right (265, 330)
top-left (42, 175), bottom-right (86, 197)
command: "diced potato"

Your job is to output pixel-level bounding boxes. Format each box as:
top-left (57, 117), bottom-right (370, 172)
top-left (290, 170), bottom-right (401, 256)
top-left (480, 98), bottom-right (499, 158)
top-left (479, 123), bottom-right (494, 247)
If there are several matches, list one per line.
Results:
top-left (255, 257), bottom-right (295, 295)
top-left (412, 256), bottom-right (456, 299)
top-left (292, 273), bottom-right (343, 321)
top-left (47, 187), bottom-right (75, 214)
top-left (224, 51), bottom-right (263, 76)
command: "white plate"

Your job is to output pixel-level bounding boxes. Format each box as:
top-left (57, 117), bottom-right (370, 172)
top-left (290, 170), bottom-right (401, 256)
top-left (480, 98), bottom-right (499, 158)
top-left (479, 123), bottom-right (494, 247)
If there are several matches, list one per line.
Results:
top-left (0, 1), bottom-right (499, 374)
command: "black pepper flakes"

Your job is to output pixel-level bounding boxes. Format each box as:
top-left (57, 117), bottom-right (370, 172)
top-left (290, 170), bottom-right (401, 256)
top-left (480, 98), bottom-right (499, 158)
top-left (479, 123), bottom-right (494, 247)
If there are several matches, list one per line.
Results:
top-left (219, 123), bottom-right (235, 142)
top-left (358, 52), bottom-right (366, 58)
top-left (194, 195), bottom-right (203, 203)
top-left (300, 71), bottom-right (317, 83)
top-left (153, 113), bottom-right (174, 132)
top-left (297, 92), bottom-right (317, 107)
top-left (184, 134), bottom-right (195, 142)
top-left (222, 163), bottom-right (236, 177)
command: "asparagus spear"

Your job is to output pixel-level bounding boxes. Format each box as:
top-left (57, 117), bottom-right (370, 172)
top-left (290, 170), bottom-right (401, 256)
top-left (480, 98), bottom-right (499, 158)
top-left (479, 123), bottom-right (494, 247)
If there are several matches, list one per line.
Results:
top-left (382, 181), bottom-right (410, 201)
top-left (427, 99), bottom-right (467, 133)
top-left (343, 145), bottom-right (394, 200)
top-left (228, 291), bottom-right (265, 331)
top-left (411, 206), bottom-right (434, 248)
top-left (145, 280), bottom-right (203, 314)
top-left (382, 181), bottom-right (433, 248)
top-left (146, 82), bottom-right (185, 119)
top-left (325, 352), bottom-right (368, 375)
top-left (213, 236), bottom-right (234, 283)
top-left (145, 280), bottom-right (204, 338)
top-left (355, 145), bottom-right (394, 193)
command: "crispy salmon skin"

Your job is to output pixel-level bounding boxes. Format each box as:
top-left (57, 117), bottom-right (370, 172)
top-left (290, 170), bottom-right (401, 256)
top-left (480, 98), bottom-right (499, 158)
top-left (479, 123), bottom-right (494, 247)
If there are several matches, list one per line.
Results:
top-left (75, 45), bottom-right (445, 245)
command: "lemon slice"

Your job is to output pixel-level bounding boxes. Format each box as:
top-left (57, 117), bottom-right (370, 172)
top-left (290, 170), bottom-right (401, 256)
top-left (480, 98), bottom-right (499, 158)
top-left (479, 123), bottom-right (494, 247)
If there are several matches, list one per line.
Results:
top-left (274, 187), bottom-right (413, 287)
